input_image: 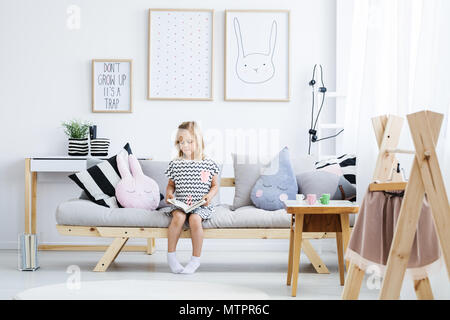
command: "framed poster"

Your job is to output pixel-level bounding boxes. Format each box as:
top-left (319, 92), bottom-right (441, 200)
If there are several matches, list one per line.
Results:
top-left (225, 10), bottom-right (290, 101)
top-left (92, 59), bottom-right (132, 113)
top-left (148, 9), bottom-right (214, 100)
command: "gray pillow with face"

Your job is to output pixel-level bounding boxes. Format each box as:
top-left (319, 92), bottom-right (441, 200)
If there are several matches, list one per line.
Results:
top-left (250, 147), bottom-right (298, 211)
top-left (296, 171), bottom-right (356, 200)
top-left (231, 153), bottom-right (316, 210)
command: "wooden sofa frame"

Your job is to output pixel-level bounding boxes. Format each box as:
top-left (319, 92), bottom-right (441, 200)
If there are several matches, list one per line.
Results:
top-left (56, 177), bottom-right (342, 272)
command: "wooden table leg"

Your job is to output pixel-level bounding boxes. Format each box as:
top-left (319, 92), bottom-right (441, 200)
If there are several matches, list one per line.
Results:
top-left (291, 214), bottom-right (304, 297)
top-left (287, 215), bottom-right (294, 285)
top-left (336, 231), bottom-right (345, 285)
top-left (25, 159), bottom-right (31, 234)
top-left (342, 262), bottom-right (365, 300)
top-left (146, 238), bottom-right (156, 254)
top-left (340, 214), bottom-right (350, 271)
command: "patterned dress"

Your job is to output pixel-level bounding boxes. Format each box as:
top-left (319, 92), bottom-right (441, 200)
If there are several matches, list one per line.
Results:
top-left (160, 158), bottom-right (220, 220)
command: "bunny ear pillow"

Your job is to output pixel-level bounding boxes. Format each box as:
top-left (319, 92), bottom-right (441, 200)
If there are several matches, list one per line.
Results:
top-left (115, 154), bottom-right (163, 211)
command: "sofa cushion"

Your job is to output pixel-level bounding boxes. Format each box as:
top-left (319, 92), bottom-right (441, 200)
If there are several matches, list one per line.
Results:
top-left (231, 153), bottom-right (262, 210)
top-left (315, 154), bottom-right (356, 187)
top-left (68, 143), bottom-right (132, 208)
top-left (297, 170), bottom-right (356, 200)
top-left (250, 147), bottom-right (298, 210)
top-left (139, 161), bottom-right (171, 209)
top-left (232, 152), bottom-right (315, 210)
top-left (56, 199), bottom-right (291, 229)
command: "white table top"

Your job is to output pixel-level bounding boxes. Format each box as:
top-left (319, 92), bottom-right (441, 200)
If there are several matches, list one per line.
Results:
top-left (283, 200), bottom-right (358, 208)
top-left (28, 156), bottom-right (153, 160)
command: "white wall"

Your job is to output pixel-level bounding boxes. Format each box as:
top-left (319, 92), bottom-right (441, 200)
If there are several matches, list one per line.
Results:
top-left (0, 0), bottom-right (337, 250)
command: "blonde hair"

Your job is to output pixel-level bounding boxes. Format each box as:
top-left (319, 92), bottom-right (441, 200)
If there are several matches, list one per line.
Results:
top-left (174, 121), bottom-right (205, 161)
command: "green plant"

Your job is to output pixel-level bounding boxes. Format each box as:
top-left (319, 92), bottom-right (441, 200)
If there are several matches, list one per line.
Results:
top-left (61, 119), bottom-right (92, 139)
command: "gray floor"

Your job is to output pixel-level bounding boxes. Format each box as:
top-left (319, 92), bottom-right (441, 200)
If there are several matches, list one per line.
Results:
top-left (1, 239), bottom-right (448, 300)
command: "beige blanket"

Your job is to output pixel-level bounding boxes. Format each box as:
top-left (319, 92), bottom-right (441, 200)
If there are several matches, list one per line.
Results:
top-left (345, 189), bottom-right (441, 280)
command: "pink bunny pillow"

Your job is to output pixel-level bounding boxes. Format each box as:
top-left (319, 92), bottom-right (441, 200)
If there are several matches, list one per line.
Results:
top-left (115, 154), bottom-right (162, 210)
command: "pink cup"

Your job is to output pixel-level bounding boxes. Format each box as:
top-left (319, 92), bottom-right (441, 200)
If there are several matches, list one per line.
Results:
top-left (306, 194), bottom-right (317, 205)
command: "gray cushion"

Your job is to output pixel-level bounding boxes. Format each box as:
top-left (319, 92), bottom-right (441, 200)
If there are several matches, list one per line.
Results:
top-left (139, 161), bottom-right (171, 209)
top-left (86, 157), bottom-right (102, 169)
top-left (231, 153), bottom-right (262, 210)
top-left (56, 199), bottom-right (291, 229)
top-left (250, 147), bottom-right (298, 211)
top-left (79, 191), bottom-right (90, 200)
top-left (296, 170), bottom-right (356, 200)
top-left (232, 153), bottom-right (315, 210)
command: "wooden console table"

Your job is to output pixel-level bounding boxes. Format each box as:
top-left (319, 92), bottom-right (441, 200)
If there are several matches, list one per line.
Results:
top-left (284, 200), bottom-right (359, 297)
top-left (24, 156), bottom-right (152, 252)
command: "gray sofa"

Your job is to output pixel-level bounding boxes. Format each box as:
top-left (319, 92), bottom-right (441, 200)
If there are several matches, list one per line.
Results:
top-left (56, 200), bottom-right (292, 229)
top-left (56, 157), bottom-right (318, 229)
top-left (55, 157), bottom-right (353, 272)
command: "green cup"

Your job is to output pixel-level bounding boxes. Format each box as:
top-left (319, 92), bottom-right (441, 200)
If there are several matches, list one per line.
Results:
top-left (319, 193), bottom-right (330, 205)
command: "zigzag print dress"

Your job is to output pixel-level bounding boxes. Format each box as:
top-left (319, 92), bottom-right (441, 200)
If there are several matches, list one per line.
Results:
top-left (160, 158), bottom-right (220, 220)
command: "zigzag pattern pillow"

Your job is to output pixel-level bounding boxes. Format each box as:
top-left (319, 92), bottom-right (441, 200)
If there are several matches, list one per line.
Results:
top-left (315, 154), bottom-right (356, 186)
top-left (68, 143), bottom-right (132, 208)
top-left (315, 154), bottom-right (356, 201)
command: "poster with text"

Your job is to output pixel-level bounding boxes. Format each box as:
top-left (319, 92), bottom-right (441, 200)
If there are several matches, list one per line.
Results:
top-left (92, 60), bottom-right (132, 113)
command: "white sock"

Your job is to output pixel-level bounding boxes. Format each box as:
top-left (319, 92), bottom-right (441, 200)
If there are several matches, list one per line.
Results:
top-left (181, 256), bottom-right (201, 274)
top-left (167, 252), bottom-right (184, 274)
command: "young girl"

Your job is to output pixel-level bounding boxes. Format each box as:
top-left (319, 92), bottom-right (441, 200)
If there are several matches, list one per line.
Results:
top-left (161, 121), bottom-right (220, 274)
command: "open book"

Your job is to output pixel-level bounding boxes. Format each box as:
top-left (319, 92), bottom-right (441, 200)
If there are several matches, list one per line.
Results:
top-left (168, 198), bottom-right (206, 213)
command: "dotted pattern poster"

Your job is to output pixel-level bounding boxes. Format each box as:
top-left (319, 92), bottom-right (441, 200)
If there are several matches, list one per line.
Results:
top-left (148, 9), bottom-right (213, 100)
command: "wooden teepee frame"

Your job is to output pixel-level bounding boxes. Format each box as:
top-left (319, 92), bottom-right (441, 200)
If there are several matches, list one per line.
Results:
top-left (342, 110), bottom-right (450, 300)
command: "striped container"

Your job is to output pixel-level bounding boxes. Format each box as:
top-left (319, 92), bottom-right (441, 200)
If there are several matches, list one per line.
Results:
top-left (90, 138), bottom-right (110, 157)
top-left (68, 138), bottom-right (89, 156)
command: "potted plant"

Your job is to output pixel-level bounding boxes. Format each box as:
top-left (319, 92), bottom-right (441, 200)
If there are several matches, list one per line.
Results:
top-left (61, 119), bottom-right (92, 156)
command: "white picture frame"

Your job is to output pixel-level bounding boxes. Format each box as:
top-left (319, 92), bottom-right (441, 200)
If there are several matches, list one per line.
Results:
top-left (92, 59), bottom-right (132, 113)
top-left (225, 10), bottom-right (290, 101)
top-left (147, 9), bottom-right (214, 101)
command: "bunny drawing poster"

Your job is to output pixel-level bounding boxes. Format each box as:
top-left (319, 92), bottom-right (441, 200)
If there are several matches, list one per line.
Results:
top-left (225, 10), bottom-right (290, 101)
top-left (233, 17), bottom-right (277, 84)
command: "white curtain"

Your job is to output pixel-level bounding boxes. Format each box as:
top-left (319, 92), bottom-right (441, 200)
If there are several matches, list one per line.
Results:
top-left (342, 0), bottom-right (450, 201)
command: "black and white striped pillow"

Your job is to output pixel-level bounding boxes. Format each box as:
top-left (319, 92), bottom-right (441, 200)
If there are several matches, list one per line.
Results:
top-left (68, 143), bottom-right (132, 208)
top-left (315, 154), bottom-right (356, 187)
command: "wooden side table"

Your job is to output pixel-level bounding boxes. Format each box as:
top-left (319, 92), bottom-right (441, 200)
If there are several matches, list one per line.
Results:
top-left (284, 200), bottom-right (359, 297)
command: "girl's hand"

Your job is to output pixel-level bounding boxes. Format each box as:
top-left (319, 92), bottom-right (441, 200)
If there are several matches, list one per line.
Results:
top-left (202, 194), bottom-right (210, 206)
top-left (166, 193), bottom-right (174, 204)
